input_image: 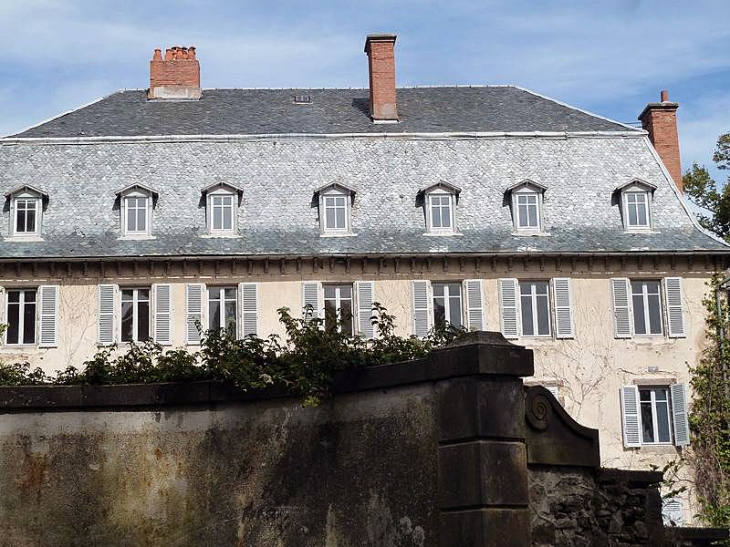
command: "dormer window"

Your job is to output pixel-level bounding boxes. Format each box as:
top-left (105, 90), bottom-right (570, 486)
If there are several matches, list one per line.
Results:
top-left (116, 184), bottom-right (158, 238)
top-left (4, 185), bottom-right (47, 240)
top-left (506, 180), bottom-right (547, 234)
top-left (615, 179), bottom-right (656, 231)
top-left (314, 182), bottom-right (355, 236)
top-left (419, 181), bottom-right (461, 235)
top-left (201, 182), bottom-right (243, 237)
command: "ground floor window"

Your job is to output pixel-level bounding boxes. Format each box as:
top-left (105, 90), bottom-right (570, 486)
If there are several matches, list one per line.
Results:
top-left (520, 281), bottom-right (551, 336)
top-left (121, 288), bottom-right (151, 342)
top-left (433, 282), bottom-right (462, 328)
top-left (324, 284), bottom-right (353, 334)
top-left (5, 289), bottom-right (36, 345)
top-left (640, 387), bottom-right (672, 444)
top-left (209, 287), bottom-right (238, 333)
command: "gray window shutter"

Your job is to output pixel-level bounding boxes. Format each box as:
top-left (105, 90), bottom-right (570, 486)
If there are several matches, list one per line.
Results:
top-left (186, 283), bottom-right (205, 344)
top-left (499, 278), bottom-right (520, 339)
top-left (612, 278), bottom-right (632, 338)
top-left (38, 285), bottom-right (59, 347)
top-left (0, 287), bottom-right (5, 327)
top-left (664, 277), bottom-right (686, 338)
top-left (355, 281), bottom-right (375, 339)
top-left (662, 497), bottom-right (683, 526)
top-left (302, 282), bottom-right (322, 321)
top-left (671, 383), bottom-right (690, 447)
top-left (153, 284), bottom-right (172, 345)
top-left (239, 282), bottom-right (259, 337)
top-left (464, 279), bottom-right (485, 331)
top-left (98, 284), bottom-right (116, 346)
top-left (620, 385), bottom-right (642, 448)
top-left (412, 280), bottom-right (432, 338)
top-left (552, 277), bottom-right (574, 339)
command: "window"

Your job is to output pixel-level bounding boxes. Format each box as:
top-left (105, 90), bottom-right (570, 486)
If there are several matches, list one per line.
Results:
top-left (632, 280), bottom-right (662, 335)
top-left (316, 183), bottom-right (355, 235)
top-left (15, 198), bottom-right (39, 235)
top-left (324, 195), bottom-right (348, 232)
top-left (116, 184), bottom-right (157, 238)
top-left (516, 193), bottom-right (540, 229)
top-left (520, 281), bottom-right (551, 336)
top-left (621, 384), bottom-right (689, 448)
top-left (209, 287), bottom-right (237, 332)
top-left (202, 183), bottom-right (242, 236)
top-left (5, 289), bottom-right (36, 345)
top-left (506, 180), bottom-right (547, 234)
top-left (324, 284), bottom-right (354, 334)
top-left (210, 195), bottom-right (234, 232)
top-left (429, 194), bottom-right (453, 232)
top-left (5, 186), bottom-right (46, 239)
top-left (419, 181), bottom-right (460, 235)
top-left (432, 282), bottom-right (462, 328)
top-left (121, 288), bottom-right (151, 343)
top-left (616, 179), bottom-right (655, 231)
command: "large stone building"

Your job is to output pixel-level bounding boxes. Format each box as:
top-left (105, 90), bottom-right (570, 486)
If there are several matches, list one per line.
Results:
top-left (1, 35), bottom-right (727, 522)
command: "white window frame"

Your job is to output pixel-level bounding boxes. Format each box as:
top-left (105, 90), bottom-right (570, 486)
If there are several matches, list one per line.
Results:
top-left (631, 279), bottom-right (663, 336)
top-left (623, 190), bottom-right (651, 230)
top-left (519, 281), bottom-right (552, 337)
top-left (511, 186), bottom-right (543, 234)
top-left (425, 189), bottom-right (456, 234)
top-left (432, 282), bottom-right (463, 328)
top-left (11, 193), bottom-right (42, 238)
top-left (121, 190), bottom-right (153, 238)
top-left (207, 188), bottom-right (237, 236)
top-left (323, 283), bottom-right (355, 334)
top-left (208, 286), bottom-right (238, 332)
top-left (4, 288), bottom-right (37, 346)
top-left (319, 187), bottom-right (351, 235)
top-left (120, 287), bottom-right (151, 343)
top-left (639, 386), bottom-right (673, 445)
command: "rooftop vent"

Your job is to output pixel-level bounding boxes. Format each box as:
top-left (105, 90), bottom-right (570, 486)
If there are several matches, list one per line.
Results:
top-left (293, 93), bottom-right (313, 105)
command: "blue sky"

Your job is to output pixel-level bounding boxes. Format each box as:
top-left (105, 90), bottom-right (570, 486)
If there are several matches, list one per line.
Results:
top-left (1, 0), bottom-right (728, 182)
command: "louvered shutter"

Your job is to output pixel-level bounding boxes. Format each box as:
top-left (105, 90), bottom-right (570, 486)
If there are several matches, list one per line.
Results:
top-left (552, 278), bottom-right (574, 339)
top-left (38, 285), bottom-right (59, 347)
top-left (671, 383), bottom-right (690, 447)
top-left (0, 287), bottom-right (5, 327)
top-left (98, 284), bottom-right (116, 345)
top-left (239, 283), bottom-right (259, 337)
top-left (612, 278), bottom-right (633, 338)
top-left (412, 280), bottom-right (432, 338)
top-left (464, 279), bottom-right (485, 331)
top-left (620, 385), bottom-right (642, 448)
top-left (153, 284), bottom-right (172, 345)
top-left (662, 498), bottom-right (683, 526)
top-left (546, 385), bottom-right (559, 399)
top-left (664, 277), bottom-right (686, 338)
top-left (499, 278), bottom-right (520, 339)
top-left (355, 281), bottom-right (375, 339)
top-left (302, 282), bottom-right (322, 322)
top-left (186, 283), bottom-right (205, 344)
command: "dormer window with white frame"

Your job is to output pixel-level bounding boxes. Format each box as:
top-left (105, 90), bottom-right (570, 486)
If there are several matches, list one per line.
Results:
top-left (116, 184), bottom-right (158, 239)
top-left (5, 185), bottom-right (47, 240)
top-left (506, 179), bottom-right (547, 234)
top-left (314, 182), bottom-right (356, 236)
top-left (615, 179), bottom-right (656, 231)
top-left (201, 182), bottom-right (243, 237)
top-left (419, 181), bottom-right (461, 235)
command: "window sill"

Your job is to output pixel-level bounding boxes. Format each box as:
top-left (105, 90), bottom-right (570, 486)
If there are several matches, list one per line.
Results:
top-left (422, 232), bottom-right (462, 237)
top-left (636, 444), bottom-right (679, 455)
top-left (511, 231), bottom-right (550, 237)
top-left (0, 345), bottom-right (42, 352)
top-left (320, 232), bottom-right (356, 238)
top-left (118, 235), bottom-right (157, 241)
top-left (4, 236), bottom-right (44, 242)
top-left (200, 233), bottom-right (242, 239)
top-left (624, 228), bottom-right (658, 234)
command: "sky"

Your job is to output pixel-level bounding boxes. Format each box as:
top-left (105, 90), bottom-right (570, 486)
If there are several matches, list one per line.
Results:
top-left (0, 0), bottom-right (728, 183)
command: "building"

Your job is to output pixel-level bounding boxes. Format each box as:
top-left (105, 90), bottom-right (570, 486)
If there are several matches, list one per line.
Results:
top-left (1, 35), bottom-right (728, 522)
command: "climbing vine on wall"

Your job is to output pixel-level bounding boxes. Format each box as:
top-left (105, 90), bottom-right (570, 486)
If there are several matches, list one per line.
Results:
top-left (687, 275), bottom-right (730, 527)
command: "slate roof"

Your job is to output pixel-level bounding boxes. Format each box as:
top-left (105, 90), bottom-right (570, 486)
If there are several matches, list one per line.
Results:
top-left (11, 87), bottom-right (635, 138)
top-left (0, 136), bottom-right (726, 259)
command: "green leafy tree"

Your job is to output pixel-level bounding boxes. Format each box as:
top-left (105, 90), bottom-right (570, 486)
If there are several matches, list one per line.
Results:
top-left (683, 133), bottom-right (730, 239)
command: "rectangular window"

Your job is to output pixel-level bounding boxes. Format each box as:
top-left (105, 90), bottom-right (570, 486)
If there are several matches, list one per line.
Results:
top-left (520, 281), bottom-right (551, 336)
top-left (121, 288), bottom-right (151, 342)
top-left (5, 289), bottom-right (36, 345)
top-left (640, 387), bottom-right (672, 444)
top-left (517, 194), bottom-right (539, 229)
top-left (626, 192), bottom-right (649, 228)
top-left (15, 198), bottom-right (38, 234)
top-left (208, 287), bottom-right (237, 332)
top-left (324, 195), bottom-right (348, 231)
top-left (211, 195), bottom-right (234, 232)
top-left (125, 196), bottom-right (148, 234)
top-left (429, 194), bottom-right (452, 230)
top-left (631, 280), bottom-right (662, 335)
top-left (323, 284), bottom-right (353, 334)
top-left (432, 282), bottom-right (462, 327)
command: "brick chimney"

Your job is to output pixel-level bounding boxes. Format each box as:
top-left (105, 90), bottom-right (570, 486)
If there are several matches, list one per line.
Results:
top-left (638, 90), bottom-right (682, 191)
top-left (364, 34), bottom-right (398, 123)
top-left (148, 46), bottom-right (201, 100)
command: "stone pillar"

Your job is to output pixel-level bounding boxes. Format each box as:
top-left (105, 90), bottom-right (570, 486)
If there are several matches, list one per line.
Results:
top-left (432, 332), bottom-right (534, 547)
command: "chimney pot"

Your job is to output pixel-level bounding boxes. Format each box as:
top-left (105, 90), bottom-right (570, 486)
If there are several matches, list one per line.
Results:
top-left (364, 33), bottom-right (398, 122)
top-left (149, 45), bottom-right (202, 100)
top-left (639, 90), bottom-right (682, 191)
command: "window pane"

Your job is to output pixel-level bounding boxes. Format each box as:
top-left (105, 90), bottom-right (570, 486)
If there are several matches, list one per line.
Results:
top-left (656, 400), bottom-right (671, 443)
top-left (336, 207), bottom-right (345, 228)
top-left (121, 301), bottom-right (134, 342)
top-left (528, 204), bottom-right (537, 227)
top-left (340, 286), bottom-right (352, 299)
top-left (8, 291), bottom-right (19, 303)
top-left (324, 300), bottom-right (338, 329)
top-left (431, 202), bottom-right (441, 228)
top-left (26, 209), bottom-right (36, 233)
top-left (138, 301), bottom-right (150, 341)
top-left (433, 284), bottom-right (444, 297)
top-left (25, 291), bottom-right (36, 303)
top-left (213, 206), bottom-right (222, 230)
top-left (536, 294), bottom-right (550, 335)
top-left (22, 300), bottom-right (36, 344)
top-left (209, 300), bottom-right (221, 330)
top-left (633, 293), bottom-right (646, 335)
top-left (138, 289), bottom-right (149, 301)
top-left (433, 297), bottom-right (446, 326)
top-left (637, 203), bottom-right (647, 226)
top-left (641, 401), bottom-right (655, 443)
top-left (137, 207), bottom-right (146, 232)
top-left (648, 294), bottom-right (662, 334)
top-left (628, 204), bottom-right (638, 226)
top-left (224, 301), bottom-right (237, 331)
top-left (441, 203), bottom-right (451, 228)
top-left (223, 206), bottom-right (232, 230)
top-left (521, 293), bottom-right (534, 336)
top-left (6, 301), bottom-right (19, 344)
top-left (340, 299), bottom-right (353, 334)
top-left (326, 207), bottom-right (336, 229)
top-left (224, 288), bottom-right (237, 300)
top-left (449, 296), bottom-right (462, 327)
top-left (518, 204), bottom-right (528, 226)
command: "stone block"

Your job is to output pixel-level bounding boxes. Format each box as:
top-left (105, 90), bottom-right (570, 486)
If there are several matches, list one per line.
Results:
top-left (439, 508), bottom-right (531, 547)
